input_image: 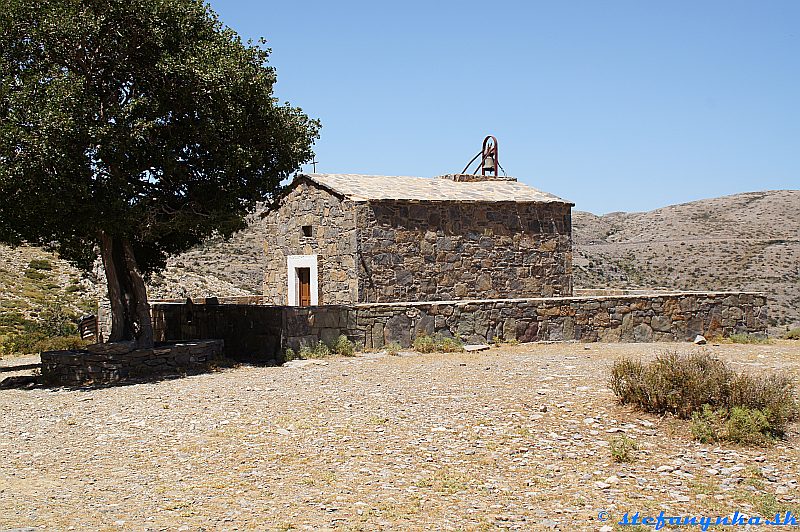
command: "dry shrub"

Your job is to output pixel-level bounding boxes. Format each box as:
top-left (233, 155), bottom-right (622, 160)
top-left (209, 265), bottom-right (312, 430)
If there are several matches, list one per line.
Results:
top-left (611, 351), bottom-right (798, 444)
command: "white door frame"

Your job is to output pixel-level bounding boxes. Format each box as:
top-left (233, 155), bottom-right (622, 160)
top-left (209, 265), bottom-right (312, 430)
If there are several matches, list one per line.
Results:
top-left (287, 254), bottom-right (319, 306)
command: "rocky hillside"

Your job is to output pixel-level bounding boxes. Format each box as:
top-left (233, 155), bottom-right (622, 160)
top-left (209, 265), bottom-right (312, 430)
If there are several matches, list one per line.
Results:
top-left (147, 210), bottom-right (269, 299)
top-left (0, 244), bottom-right (99, 347)
top-left (573, 190), bottom-right (800, 332)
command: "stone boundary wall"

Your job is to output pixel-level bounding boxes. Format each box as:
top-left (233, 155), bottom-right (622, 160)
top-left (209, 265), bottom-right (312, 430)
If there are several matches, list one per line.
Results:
top-left (41, 340), bottom-right (224, 386)
top-left (151, 291), bottom-right (767, 362)
top-left (346, 292), bottom-right (767, 350)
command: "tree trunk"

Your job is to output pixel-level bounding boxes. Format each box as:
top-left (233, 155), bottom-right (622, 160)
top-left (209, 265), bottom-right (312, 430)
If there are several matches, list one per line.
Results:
top-left (121, 238), bottom-right (154, 348)
top-left (98, 231), bottom-right (125, 342)
top-left (97, 231), bottom-right (154, 348)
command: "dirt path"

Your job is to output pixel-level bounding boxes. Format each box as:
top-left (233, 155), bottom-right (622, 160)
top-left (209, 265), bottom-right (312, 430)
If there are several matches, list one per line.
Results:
top-left (1, 342), bottom-right (798, 531)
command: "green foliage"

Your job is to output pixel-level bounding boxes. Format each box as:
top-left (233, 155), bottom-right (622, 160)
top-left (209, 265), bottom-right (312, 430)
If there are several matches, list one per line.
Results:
top-left (411, 334), bottom-right (464, 354)
top-left (38, 303), bottom-right (78, 337)
top-left (725, 333), bottom-right (771, 344)
top-left (609, 434), bottom-right (638, 463)
top-left (784, 328), bottom-right (800, 340)
top-left (299, 341), bottom-right (331, 359)
top-left (332, 335), bottom-right (355, 357)
top-left (611, 352), bottom-right (798, 445)
top-left (289, 337), bottom-right (356, 361)
top-left (437, 336), bottom-right (464, 353)
top-left (27, 259), bottom-right (52, 271)
top-left (0, 310), bottom-right (27, 328)
top-left (0, 0), bottom-right (320, 276)
top-left (725, 406), bottom-right (773, 445)
top-left (413, 335), bottom-right (436, 353)
top-left (691, 404), bottom-right (724, 444)
top-left (692, 404), bottom-right (778, 445)
top-left (24, 269), bottom-right (48, 281)
top-left (385, 342), bottom-right (401, 356)
top-left (0, 302), bottom-right (84, 355)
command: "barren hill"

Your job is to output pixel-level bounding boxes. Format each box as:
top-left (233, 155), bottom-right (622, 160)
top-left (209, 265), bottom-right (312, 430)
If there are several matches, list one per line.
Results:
top-left (573, 190), bottom-right (800, 332)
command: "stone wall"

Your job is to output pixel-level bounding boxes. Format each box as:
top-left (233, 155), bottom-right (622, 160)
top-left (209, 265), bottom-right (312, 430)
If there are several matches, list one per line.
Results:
top-left (263, 178), bottom-right (359, 305)
top-left (356, 201), bottom-right (573, 303)
top-left (41, 340), bottom-right (224, 386)
top-left (151, 292), bottom-right (767, 361)
top-left (349, 292), bottom-right (768, 349)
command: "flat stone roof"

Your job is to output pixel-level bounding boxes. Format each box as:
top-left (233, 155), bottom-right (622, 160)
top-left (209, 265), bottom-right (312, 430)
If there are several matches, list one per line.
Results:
top-left (299, 173), bottom-right (573, 204)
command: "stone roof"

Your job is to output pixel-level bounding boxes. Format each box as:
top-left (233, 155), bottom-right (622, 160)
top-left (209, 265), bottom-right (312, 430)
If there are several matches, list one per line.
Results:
top-left (299, 173), bottom-right (572, 204)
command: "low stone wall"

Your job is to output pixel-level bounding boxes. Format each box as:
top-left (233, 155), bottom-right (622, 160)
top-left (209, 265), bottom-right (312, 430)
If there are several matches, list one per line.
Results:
top-left (348, 292), bottom-right (767, 349)
top-left (41, 340), bottom-right (224, 386)
top-left (151, 291), bottom-right (767, 361)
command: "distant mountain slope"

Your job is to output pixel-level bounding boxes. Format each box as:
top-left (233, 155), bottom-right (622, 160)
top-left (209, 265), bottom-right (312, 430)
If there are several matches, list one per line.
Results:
top-left (573, 190), bottom-right (800, 332)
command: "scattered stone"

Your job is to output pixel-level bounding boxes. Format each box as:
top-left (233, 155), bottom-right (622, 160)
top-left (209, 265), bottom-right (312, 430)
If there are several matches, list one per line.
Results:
top-left (694, 335), bottom-right (707, 345)
top-left (463, 344), bottom-right (490, 352)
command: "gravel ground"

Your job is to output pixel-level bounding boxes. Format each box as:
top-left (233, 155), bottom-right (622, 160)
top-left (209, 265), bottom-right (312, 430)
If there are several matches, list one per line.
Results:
top-left (1, 341), bottom-right (798, 531)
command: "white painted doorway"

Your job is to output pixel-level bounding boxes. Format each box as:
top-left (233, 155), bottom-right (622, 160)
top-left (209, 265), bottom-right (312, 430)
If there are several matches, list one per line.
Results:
top-left (287, 255), bottom-right (319, 306)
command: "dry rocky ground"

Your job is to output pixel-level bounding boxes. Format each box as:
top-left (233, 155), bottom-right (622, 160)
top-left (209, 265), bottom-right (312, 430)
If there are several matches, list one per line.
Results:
top-left (1, 341), bottom-right (798, 531)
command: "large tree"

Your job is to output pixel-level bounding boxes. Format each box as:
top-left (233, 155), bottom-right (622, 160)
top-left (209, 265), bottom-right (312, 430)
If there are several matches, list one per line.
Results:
top-left (0, 0), bottom-right (319, 347)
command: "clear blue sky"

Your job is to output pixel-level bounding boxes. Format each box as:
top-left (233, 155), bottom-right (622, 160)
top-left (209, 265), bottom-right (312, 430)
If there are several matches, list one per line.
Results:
top-left (210, 0), bottom-right (798, 214)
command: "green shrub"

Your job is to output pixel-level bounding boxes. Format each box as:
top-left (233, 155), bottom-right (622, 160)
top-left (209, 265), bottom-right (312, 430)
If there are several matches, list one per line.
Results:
top-left (436, 336), bottom-right (464, 353)
top-left (385, 342), bottom-right (401, 356)
top-left (611, 352), bottom-right (798, 445)
top-left (332, 335), bottom-right (355, 357)
top-left (725, 406), bottom-right (773, 445)
top-left (39, 303), bottom-right (78, 337)
top-left (0, 310), bottom-right (28, 328)
top-left (300, 341), bottom-right (330, 359)
top-left (609, 434), bottom-right (638, 463)
top-left (784, 328), bottom-right (800, 340)
top-left (0, 331), bottom-right (87, 355)
top-left (691, 405), bottom-right (778, 445)
top-left (411, 334), bottom-right (464, 353)
top-left (691, 404), bottom-right (724, 444)
top-left (726, 333), bottom-right (771, 344)
top-left (24, 269), bottom-right (48, 281)
top-left (27, 259), bottom-right (52, 271)
top-left (32, 336), bottom-right (89, 352)
top-left (413, 334), bottom-right (436, 353)
top-left (284, 348), bottom-right (298, 362)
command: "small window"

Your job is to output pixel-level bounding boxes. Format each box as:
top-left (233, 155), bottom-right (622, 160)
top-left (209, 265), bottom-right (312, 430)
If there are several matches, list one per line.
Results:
top-left (301, 225), bottom-right (312, 237)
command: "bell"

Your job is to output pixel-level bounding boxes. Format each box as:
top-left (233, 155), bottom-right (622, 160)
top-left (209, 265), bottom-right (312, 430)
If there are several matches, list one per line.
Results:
top-left (482, 153), bottom-right (496, 174)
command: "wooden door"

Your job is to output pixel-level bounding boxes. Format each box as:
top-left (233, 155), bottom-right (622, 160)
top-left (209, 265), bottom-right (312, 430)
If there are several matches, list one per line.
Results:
top-left (298, 268), bottom-right (311, 307)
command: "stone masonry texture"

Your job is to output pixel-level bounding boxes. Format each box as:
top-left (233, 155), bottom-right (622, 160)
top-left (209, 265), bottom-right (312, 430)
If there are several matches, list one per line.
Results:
top-left (356, 200), bottom-right (572, 302)
top-left (151, 292), bottom-right (767, 361)
top-left (40, 340), bottom-right (224, 386)
top-left (263, 179), bottom-right (359, 305)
